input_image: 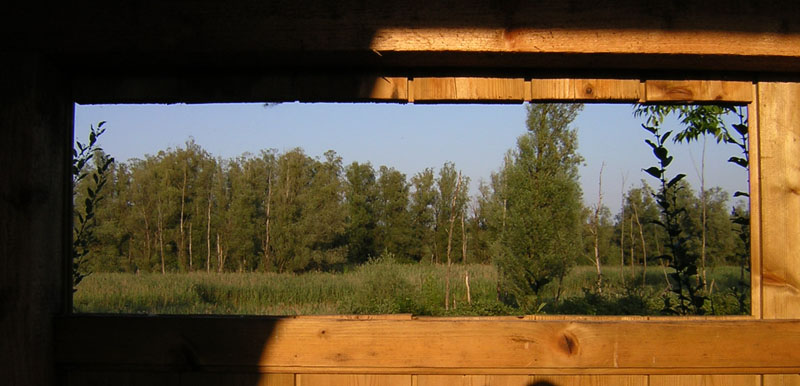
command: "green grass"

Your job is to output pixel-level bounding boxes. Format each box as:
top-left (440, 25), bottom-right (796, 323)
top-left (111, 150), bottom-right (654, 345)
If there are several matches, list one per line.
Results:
top-left (74, 260), bottom-right (750, 316)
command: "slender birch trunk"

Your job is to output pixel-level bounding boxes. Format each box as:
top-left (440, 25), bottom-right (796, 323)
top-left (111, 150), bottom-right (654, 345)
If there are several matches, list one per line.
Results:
top-left (445, 172), bottom-right (462, 311)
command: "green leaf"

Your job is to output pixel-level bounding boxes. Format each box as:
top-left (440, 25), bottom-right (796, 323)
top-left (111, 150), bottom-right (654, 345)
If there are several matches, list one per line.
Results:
top-left (641, 124), bottom-right (657, 134)
top-left (733, 123), bottom-right (748, 136)
top-left (733, 191), bottom-right (750, 198)
top-left (728, 156), bottom-right (748, 168)
top-left (644, 139), bottom-right (657, 149)
top-left (654, 146), bottom-right (668, 161)
top-left (643, 167), bottom-right (662, 179)
top-left (667, 174), bottom-right (686, 188)
top-left (663, 156), bottom-right (673, 168)
top-left (660, 131), bottom-right (672, 144)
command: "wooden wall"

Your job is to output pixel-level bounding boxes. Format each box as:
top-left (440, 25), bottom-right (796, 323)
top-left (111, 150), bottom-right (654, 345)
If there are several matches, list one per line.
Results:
top-left (53, 78), bottom-right (800, 386)
top-left (2, 2), bottom-right (800, 386)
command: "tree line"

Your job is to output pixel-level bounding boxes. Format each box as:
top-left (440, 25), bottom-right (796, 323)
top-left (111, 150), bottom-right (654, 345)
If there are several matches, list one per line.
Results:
top-left (76, 103), bottom-right (749, 312)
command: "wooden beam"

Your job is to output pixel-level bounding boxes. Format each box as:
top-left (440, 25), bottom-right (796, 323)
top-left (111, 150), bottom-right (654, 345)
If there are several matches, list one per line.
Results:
top-left (643, 80), bottom-right (752, 103)
top-left (530, 79), bottom-right (640, 101)
top-left (56, 316), bottom-right (800, 374)
top-left (412, 78), bottom-right (525, 102)
top-left (73, 75), bottom-right (408, 104)
top-left (758, 81), bottom-right (800, 319)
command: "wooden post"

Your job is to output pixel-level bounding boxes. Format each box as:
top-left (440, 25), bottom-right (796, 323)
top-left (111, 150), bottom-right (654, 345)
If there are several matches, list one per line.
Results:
top-left (758, 80), bottom-right (800, 386)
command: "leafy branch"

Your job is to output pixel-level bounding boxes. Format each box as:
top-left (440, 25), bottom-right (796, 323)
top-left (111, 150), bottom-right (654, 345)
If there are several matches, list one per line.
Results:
top-left (73, 121), bottom-right (114, 292)
top-left (642, 123), bottom-right (706, 315)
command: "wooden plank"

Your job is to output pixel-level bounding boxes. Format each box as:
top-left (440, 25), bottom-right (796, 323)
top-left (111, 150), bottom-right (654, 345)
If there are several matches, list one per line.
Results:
top-left (413, 78), bottom-right (525, 102)
top-left (181, 372), bottom-right (294, 386)
top-left (650, 375), bottom-right (759, 386)
top-left (765, 375), bottom-right (800, 386)
top-left (417, 375), bottom-right (647, 386)
top-left (530, 79), bottom-right (640, 101)
top-left (644, 80), bottom-right (752, 103)
top-left (757, 81), bottom-right (800, 319)
top-left (529, 375), bottom-right (647, 386)
top-left (65, 371), bottom-right (180, 386)
top-left (56, 316), bottom-right (800, 374)
top-left (0, 56), bottom-right (72, 386)
top-left (74, 75), bottom-right (408, 104)
top-left (297, 374), bottom-right (410, 386)
top-left (12, 2), bottom-right (796, 75)
top-left (748, 85), bottom-right (763, 318)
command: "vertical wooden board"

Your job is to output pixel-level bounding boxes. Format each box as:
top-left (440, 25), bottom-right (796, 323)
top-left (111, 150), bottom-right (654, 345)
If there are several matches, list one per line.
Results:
top-left (644, 80), bottom-right (752, 103)
top-left (413, 78), bottom-right (524, 102)
top-left (748, 85), bottom-right (762, 318)
top-left (650, 375), bottom-right (759, 386)
top-left (65, 371), bottom-right (179, 386)
top-left (765, 375), bottom-right (800, 386)
top-left (417, 375), bottom-right (466, 386)
top-left (757, 81), bottom-right (800, 319)
top-left (180, 372), bottom-right (294, 386)
top-left (357, 77), bottom-right (408, 101)
top-left (529, 375), bottom-right (646, 386)
top-left (297, 374), bottom-right (410, 386)
top-left (530, 79), bottom-right (640, 101)
top-left (464, 375), bottom-right (534, 386)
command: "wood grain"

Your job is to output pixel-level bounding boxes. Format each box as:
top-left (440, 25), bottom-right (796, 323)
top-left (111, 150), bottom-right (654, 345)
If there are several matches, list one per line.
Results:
top-left (644, 80), bottom-right (752, 103)
top-left (530, 79), bottom-right (640, 101)
top-left (748, 84), bottom-right (763, 318)
top-left (650, 375), bottom-right (759, 386)
top-left (765, 375), bottom-right (800, 386)
top-left (417, 375), bottom-right (646, 386)
top-left (56, 316), bottom-right (800, 374)
top-left (297, 374), bottom-right (409, 386)
top-left (757, 81), bottom-right (800, 319)
top-left (413, 78), bottom-right (525, 102)
top-left (181, 372), bottom-right (294, 386)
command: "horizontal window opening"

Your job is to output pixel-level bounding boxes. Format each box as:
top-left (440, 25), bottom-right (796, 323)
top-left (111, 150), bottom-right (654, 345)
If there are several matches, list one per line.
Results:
top-left (72, 102), bottom-right (750, 316)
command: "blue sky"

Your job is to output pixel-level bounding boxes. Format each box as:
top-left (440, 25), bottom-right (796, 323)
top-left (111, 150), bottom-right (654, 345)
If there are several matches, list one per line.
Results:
top-left (74, 102), bottom-right (748, 214)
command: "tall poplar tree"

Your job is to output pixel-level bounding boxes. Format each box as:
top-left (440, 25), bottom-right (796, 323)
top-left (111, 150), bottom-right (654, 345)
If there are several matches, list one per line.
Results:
top-left (494, 103), bottom-right (585, 311)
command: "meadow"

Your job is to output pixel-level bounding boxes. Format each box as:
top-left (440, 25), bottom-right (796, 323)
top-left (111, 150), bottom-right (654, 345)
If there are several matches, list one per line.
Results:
top-left (74, 259), bottom-right (750, 316)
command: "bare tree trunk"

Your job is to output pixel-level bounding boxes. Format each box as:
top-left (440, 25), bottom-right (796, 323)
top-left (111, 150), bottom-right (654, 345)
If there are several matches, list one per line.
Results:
top-left (216, 232), bottom-right (225, 273)
top-left (179, 165), bottom-right (187, 271)
top-left (264, 173), bottom-right (272, 271)
top-left (445, 172), bottom-right (462, 311)
top-left (461, 210), bottom-right (467, 264)
top-left (206, 192), bottom-right (212, 273)
top-left (700, 135), bottom-right (708, 291)
top-left (592, 163), bottom-right (605, 293)
top-left (631, 201), bottom-right (647, 287)
top-left (188, 221), bottom-right (193, 271)
top-left (140, 207), bottom-right (152, 269)
top-left (619, 174), bottom-right (627, 285)
top-left (465, 270), bottom-right (472, 305)
top-left (157, 200), bottom-right (165, 274)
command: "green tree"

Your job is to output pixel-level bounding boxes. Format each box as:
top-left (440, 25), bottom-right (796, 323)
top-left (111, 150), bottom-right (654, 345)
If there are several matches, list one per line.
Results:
top-left (375, 166), bottom-right (413, 260)
top-left (409, 168), bottom-right (437, 262)
top-left (344, 161), bottom-right (378, 264)
top-left (493, 103), bottom-right (585, 311)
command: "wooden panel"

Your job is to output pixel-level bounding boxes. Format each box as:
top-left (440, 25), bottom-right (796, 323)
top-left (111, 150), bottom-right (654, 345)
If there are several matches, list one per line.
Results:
top-left (644, 80), bottom-right (752, 103)
top-left (56, 316), bottom-right (800, 374)
top-left (758, 81), bottom-right (800, 319)
top-left (181, 372), bottom-right (294, 386)
top-left (297, 374), bottom-right (410, 386)
top-left (530, 79), bottom-right (640, 101)
top-left (65, 371), bottom-right (179, 386)
top-left (413, 78), bottom-right (525, 102)
top-left (529, 375), bottom-right (647, 386)
top-left (0, 56), bottom-right (72, 386)
top-left (748, 85), bottom-right (763, 317)
top-left (416, 375), bottom-right (647, 386)
top-left (765, 375), bottom-right (800, 386)
top-left (650, 375), bottom-right (759, 386)
top-left (74, 75), bottom-right (408, 104)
